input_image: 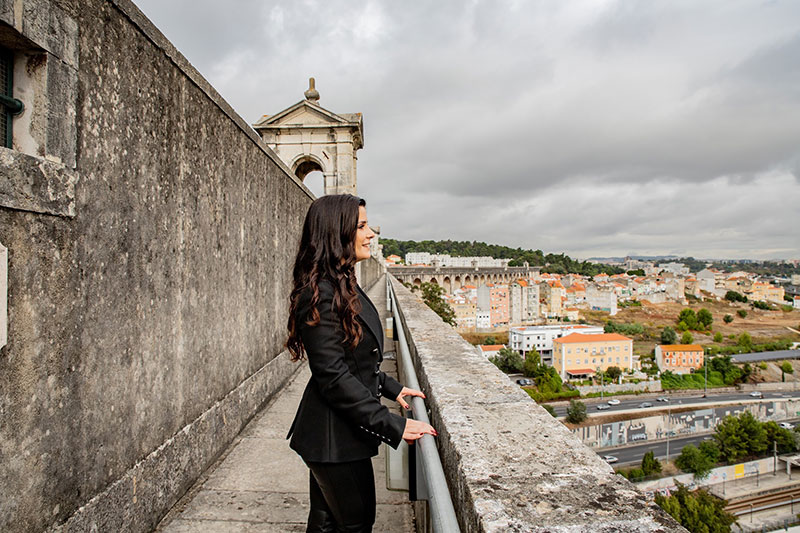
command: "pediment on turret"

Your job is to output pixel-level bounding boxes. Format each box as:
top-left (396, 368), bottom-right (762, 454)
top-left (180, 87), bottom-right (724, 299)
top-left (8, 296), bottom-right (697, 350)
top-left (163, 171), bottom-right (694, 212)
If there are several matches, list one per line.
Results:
top-left (253, 100), bottom-right (360, 129)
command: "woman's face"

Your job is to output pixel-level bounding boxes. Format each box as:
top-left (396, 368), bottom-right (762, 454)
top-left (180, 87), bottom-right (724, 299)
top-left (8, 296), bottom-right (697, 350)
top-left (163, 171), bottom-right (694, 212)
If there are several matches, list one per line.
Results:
top-left (354, 206), bottom-right (375, 262)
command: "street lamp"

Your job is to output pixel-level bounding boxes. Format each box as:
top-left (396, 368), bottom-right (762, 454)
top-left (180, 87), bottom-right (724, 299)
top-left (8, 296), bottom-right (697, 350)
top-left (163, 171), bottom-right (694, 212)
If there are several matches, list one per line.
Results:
top-left (666, 404), bottom-right (671, 462)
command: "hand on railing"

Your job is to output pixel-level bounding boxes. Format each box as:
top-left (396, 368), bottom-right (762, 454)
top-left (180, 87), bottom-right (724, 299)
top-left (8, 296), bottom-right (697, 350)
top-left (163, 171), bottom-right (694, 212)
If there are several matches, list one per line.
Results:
top-left (403, 418), bottom-right (438, 444)
top-left (396, 386), bottom-right (426, 410)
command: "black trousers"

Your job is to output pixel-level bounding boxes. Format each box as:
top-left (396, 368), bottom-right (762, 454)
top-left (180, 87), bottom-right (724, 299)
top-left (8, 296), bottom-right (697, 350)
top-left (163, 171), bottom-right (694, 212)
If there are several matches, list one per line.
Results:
top-left (305, 458), bottom-right (376, 533)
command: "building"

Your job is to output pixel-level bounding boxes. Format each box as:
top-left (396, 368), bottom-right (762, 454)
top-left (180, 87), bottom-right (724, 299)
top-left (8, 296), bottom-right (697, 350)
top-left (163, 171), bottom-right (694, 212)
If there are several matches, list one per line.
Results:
top-left (655, 344), bottom-right (704, 374)
top-left (450, 298), bottom-right (477, 330)
top-left (552, 333), bottom-right (634, 379)
top-left (586, 284), bottom-right (618, 315)
top-left (385, 254), bottom-right (402, 265)
top-left (540, 279), bottom-right (565, 318)
top-left (659, 262), bottom-right (690, 276)
top-left (477, 344), bottom-right (505, 359)
top-left (403, 253), bottom-right (510, 268)
top-left (747, 281), bottom-right (785, 304)
top-left (476, 311), bottom-right (491, 329)
top-left (509, 324), bottom-right (604, 363)
top-left (405, 251), bottom-right (431, 265)
top-left (509, 279), bottom-right (540, 325)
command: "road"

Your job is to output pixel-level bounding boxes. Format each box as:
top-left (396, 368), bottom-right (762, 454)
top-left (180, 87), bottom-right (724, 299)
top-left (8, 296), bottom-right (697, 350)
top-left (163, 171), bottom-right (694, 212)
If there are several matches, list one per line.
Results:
top-left (544, 389), bottom-right (800, 418)
top-left (597, 416), bottom-right (800, 466)
top-left (598, 434), bottom-right (710, 465)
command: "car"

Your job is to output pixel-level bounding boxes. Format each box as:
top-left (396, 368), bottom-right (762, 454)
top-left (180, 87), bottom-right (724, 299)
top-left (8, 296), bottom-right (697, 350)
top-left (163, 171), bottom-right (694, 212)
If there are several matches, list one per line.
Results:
top-left (607, 399), bottom-right (621, 406)
top-left (596, 404), bottom-right (610, 410)
top-left (639, 402), bottom-right (653, 408)
top-left (749, 391), bottom-right (763, 398)
top-left (780, 422), bottom-right (794, 430)
top-left (516, 378), bottom-right (533, 386)
top-left (656, 397), bottom-right (669, 402)
top-left (603, 455), bottom-right (619, 464)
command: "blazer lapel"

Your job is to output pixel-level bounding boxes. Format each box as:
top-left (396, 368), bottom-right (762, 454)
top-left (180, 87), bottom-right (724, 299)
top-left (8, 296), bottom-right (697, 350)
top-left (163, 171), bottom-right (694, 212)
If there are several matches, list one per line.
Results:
top-left (356, 285), bottom-right (384, 353)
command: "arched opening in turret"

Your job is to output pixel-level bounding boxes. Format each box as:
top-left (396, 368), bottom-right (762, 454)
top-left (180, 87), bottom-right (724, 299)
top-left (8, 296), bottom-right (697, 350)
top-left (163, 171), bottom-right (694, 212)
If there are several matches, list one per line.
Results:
top-left (293, 156), bottom-right (325, 198)
top-left (302, 170), bottom-right (325, 198)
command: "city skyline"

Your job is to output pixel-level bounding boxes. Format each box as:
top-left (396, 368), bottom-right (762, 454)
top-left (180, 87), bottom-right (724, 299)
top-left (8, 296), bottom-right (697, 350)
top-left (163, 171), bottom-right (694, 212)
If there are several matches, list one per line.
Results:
top-left (135, 0), bottom-right (800, 260)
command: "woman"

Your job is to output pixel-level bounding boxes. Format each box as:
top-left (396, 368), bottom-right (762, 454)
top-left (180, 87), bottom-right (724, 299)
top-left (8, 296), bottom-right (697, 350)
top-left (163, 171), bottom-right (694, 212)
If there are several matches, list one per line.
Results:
top-left (286, 194), bottom-right (437, 532)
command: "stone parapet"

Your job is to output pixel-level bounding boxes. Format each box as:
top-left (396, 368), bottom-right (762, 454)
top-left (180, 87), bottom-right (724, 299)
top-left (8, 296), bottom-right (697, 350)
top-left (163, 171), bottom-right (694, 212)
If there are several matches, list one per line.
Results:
top-left (390, 277), bottom-right (685, 532)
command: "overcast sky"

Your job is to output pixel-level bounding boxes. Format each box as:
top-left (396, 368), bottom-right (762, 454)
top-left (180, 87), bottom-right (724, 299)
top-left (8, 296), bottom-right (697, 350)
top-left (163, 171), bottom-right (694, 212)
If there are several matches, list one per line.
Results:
top-left (134, 0), bottom-right (800, 260)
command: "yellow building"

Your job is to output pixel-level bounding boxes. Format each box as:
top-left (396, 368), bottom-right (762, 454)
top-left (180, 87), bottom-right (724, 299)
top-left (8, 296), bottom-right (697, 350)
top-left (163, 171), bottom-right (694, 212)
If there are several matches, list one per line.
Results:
top-left (747, 281), bottom-right (785, 304)
top-left (552, 333), bottom-right (633, 379)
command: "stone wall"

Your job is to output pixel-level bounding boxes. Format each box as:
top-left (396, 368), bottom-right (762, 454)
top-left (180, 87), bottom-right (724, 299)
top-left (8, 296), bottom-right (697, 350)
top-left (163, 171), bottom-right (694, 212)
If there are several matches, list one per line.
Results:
top-left (390, 277), bottom-right (685, 532)
top-left (576, 380), bottom-right (662, 395)
top-left (0, 1), bottom-right (311, 531)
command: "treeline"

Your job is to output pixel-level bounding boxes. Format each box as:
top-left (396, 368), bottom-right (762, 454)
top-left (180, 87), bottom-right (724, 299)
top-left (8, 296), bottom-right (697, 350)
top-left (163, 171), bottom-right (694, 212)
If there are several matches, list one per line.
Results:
top-left (382, 238), bottom-right (623, 276)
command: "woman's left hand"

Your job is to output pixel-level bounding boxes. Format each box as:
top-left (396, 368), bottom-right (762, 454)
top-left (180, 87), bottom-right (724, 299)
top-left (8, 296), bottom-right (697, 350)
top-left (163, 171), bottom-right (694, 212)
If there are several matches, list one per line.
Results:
top-left (396, 387), bottom-right (426, 410)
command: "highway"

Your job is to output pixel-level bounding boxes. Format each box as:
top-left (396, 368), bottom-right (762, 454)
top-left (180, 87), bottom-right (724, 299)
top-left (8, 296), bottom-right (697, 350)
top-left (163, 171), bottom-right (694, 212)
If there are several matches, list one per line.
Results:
top-left (598, 433), bottom-right (713, 465)
top-left (545, 389), bottom-right (800, 418)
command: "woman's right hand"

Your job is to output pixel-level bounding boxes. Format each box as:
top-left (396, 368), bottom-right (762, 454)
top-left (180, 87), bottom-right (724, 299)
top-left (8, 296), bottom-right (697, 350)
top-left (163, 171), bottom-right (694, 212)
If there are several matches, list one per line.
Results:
top-left (403, 418), bottom-right (438, 444)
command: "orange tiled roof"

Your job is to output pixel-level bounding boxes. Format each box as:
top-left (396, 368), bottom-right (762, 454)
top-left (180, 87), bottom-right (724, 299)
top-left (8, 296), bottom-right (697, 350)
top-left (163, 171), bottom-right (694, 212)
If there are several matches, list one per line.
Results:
top-left (555, 333), bottom-right (631, 343)
top-left (479, 345), bottom-right (505, 351)
top-left (659, 344), bottom-right (703, 351)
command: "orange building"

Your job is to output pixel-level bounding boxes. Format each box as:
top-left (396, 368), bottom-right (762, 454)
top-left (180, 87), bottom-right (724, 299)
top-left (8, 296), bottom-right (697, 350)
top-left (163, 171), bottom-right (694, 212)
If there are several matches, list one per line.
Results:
top-left (655, 344), bottom-right (704, 374)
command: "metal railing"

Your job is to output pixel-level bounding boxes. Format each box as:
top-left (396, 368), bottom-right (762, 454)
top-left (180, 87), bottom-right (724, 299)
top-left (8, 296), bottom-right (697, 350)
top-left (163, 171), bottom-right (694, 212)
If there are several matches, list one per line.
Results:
top-left (387, 277), bottom-right (461, 533)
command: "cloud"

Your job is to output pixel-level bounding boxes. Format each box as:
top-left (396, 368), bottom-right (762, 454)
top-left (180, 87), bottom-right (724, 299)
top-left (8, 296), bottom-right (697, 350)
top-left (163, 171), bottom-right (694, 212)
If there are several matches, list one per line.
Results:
top-left (134, 0), bottom-right (800, 259)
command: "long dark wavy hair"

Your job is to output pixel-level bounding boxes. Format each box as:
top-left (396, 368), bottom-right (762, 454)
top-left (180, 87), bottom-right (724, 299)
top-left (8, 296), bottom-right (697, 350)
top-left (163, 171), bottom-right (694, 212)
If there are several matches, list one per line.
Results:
top-left (286, 194), bottom-right (365, 361)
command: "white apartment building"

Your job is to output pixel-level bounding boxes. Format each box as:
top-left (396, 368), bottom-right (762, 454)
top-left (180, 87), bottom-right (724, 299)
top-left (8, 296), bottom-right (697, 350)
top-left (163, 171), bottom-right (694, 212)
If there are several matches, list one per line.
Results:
top-left (586, 284), bottom-right (618, 316)
top-left (509, 324), bottom-right (604, 364)
top-left (405, 252), bottom-right (431, 265)
top-left (659, 262), bottom-right (690, 276)
top-left (476, 311), bottom-right (491, 329)
top-left (403, 253), bottom-right (510, 268)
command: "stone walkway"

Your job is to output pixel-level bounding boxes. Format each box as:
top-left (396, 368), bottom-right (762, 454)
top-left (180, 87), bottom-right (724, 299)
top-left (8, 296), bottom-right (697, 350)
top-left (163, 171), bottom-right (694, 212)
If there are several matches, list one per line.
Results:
top-left (156, 274), bottom-right (414, 532)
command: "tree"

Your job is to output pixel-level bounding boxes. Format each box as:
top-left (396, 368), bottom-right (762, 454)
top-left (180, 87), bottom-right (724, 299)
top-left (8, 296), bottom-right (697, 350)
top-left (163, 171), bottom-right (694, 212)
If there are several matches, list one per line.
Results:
top-left (723, 314), bottom-right (733, 324)
top-left (565, 399), bottom-right (587, 424)
top-left (715, 411), bottom-right (766, 462)
top-left (697, 308), bottom-right (713, 330)
top-left (736, 309), bottom-right (747, 318)
top-left (605, 366), bottom-right (623, 382)
top-left (420, 282), bottom-right (456, 326)
top-left (641, 450), bottom-right (662, 476)
top-left (713, 332), bottom-right (723, 343)
top-left (483, 336), bottom-right (497, 345)
top-left (660, 326), bottom-right (678, 345)
top-left (489, 347), bottom-right (524, 374)
top-left (780, 360), bottom-right (794, 382)
top-left (725, 290), bottom-right (747, 303)
top-left (764, 421), bottom-right (797, 453)
top-left (674, 445), bottom-right (714, 480)
top-left (523, 349), bottom-right (541, 378)
top-left (677, 308), bottom-right (698, 330)
top-left (737, 331), bottom-right (752, 351)
top-left (681, 331), bottom-right (694, 344)
top-left (698, 440), bottom-right (721, 464)
top-left (655, 483), bottom-right (736, 533)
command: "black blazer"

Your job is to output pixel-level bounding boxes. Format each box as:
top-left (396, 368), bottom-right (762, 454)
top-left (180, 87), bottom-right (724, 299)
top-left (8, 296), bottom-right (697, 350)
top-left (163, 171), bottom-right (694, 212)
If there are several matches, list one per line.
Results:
top-left (287, 279), bottom-right (406, 463)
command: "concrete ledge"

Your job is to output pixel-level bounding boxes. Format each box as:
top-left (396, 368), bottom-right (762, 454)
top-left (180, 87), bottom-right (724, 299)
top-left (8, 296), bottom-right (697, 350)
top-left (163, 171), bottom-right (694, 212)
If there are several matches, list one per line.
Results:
top-left (50, 351), bottom-right (299, 533)
top-left (0, 148), bottom-right (79, 217)
top-left (390, 278), bottom-right (685, 532)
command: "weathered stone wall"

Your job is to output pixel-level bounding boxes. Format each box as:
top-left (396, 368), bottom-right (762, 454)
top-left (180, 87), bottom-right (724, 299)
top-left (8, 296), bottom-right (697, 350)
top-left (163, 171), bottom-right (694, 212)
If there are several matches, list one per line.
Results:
top-left (358, 255), bottom-right (385, 292)
top-left (0, 1), bottom-right (312, 531)
top-left (390, 277), bottom-right (685, 532)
